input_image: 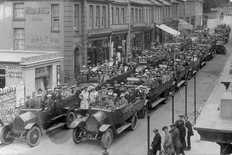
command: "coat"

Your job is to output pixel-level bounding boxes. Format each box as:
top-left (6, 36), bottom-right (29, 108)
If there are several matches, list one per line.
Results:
top-left (170, 127), bottom-right (182, 148)
top-left (185, 121), bottom-right (194, 136)
top-left (151, 133), bottom-right (161, 151)
top-left (163, 133), bottom-right (175, 154)
top-left (178, 124), bottom-right (186, 149)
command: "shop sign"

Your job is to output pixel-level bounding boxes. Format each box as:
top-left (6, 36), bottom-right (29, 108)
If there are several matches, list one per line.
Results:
top-left (21, 53), bottom-right (61, 63)
top-left (35, 67), bottom-right (48, 78)
top-left (25, 7), bottom-right (49, 14)
top-left (0, 64), bottom-right (23, 79)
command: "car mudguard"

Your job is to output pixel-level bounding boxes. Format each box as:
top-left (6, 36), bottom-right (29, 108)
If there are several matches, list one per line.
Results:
top-left (25, 123), bottom-right (35, 130)
top-left (99, 124), bottom-right (111, 133)
top-left (70, 119), bottom-right (85, 129)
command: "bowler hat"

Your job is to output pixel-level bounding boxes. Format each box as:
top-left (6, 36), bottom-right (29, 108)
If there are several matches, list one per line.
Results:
top-left (178, 114), bottom-right (185, 118)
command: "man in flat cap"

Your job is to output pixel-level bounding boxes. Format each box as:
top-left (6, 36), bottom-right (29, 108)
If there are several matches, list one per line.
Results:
top-left (151, 129), bottom-right (161, 155)
top-left (170, 124), bottom-right (182, 155)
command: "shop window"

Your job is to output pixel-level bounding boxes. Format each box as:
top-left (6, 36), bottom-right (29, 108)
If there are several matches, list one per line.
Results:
top-left (115, 8), bottom-right (119, 24)
top-left (121, 8), bottom-right (125, 24)
top-left (0, 69), bottom-right (5, 89)
top-left (13, 3), bottom-right (24, 19)
top-left (51, 4), bottom-right (60, 31)
top-left (102, 6), bottom-right (106, 27)
top-left (131, 8), bottom-right (134, 24)
top-left (14, 28), bottom-right (25, 50)
top-left (74, 4), bottom-right (80, 34)
top-left (96, 6), bottom-right (100, 28)
top-left (89, 5), bottom-right (94, 29)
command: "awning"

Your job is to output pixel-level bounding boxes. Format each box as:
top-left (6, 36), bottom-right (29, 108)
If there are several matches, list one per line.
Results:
top-left (156, 24), bottom-right (181, 36)
top-left (178, 19), bottom-right (193, 30)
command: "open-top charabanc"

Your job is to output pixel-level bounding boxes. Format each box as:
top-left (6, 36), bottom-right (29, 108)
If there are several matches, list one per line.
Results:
top-left (0, 86), bottom-right (83, 147)
top-left (71, 85), bottom-right (148, 149)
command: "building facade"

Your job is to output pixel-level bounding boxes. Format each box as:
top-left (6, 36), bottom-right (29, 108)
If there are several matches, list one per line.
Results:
top-left (0, 0), bottom-right (203, 84)
top-left (185, 0), bottom-right (203, 27)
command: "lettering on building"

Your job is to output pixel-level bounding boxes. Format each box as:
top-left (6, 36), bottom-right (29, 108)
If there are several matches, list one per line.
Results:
top-left (25, 7), bottom-right (49, 14)
top-left (30, 35), bottom-right (60, 44)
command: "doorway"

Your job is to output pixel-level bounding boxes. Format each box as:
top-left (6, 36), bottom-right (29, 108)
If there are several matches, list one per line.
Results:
top-left (0, 69), bottom-right (6, 88)
top-left (74, 47), bottom-right (81, 79)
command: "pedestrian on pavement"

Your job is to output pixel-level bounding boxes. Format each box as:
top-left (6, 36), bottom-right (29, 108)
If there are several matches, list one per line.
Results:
top-left (175, 115), bottom-right (186, 155)
top-left (170, 124), bottom-right (182, 155)
top-left (184, 115), bottom-right (194, 151)
top-left (162, 126), bottom-right (174, 155)
top-left (151, 129), bottom-right (162, 155)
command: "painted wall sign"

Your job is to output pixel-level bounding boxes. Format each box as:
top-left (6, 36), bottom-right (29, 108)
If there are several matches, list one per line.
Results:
top-left (21, 52), bottom-right (61, 63)
top-left (25, 7), bottom-right (49, 14)
top-left (0, 64), bottom-right (23, 79)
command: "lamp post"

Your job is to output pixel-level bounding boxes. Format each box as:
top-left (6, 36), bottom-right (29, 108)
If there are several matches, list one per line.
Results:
top-left (185, 79), bottom-right (188, 116)
top-left (147, 115), bottom-right (151, 155)
top-left (194, 75), bottom-right (197, 124)
top-left (171, 92), bottom-right (175, 123)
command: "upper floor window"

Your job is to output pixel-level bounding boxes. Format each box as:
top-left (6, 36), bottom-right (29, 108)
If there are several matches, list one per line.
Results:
top-left (139, 9), bottom-right (142, 22)
top-left (89, 5), bottom-right (94, 29)
top-left (135, 8), bottom-right (138, 23)
top-left (115, 8), bottom-right (119, 24)
top-left (131, 8), bottom-right (134, 24)
top-left (102, 6), bottom-right (106, 27)
top-left (13, 3), bottom-right (24, 19)
top-left (14, 28), bottom-right (25, 50)
top-left (121, 8), bottom-right (125, 24)
top-left (51, 4), bottom-right (60, 31)
top-left (96, 6), bottom-right (100, 28)
top-left (74, 4), bottom-right (80, 34)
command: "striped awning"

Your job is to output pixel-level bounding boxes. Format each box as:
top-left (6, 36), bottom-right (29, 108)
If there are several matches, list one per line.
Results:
top-left (156, 24), bottom-right (181, 36)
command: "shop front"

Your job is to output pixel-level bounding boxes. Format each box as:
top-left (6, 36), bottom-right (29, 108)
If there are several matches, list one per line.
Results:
top-left (130, 30), bottom-right (144, 50)
top-left (144, 28), bottom-right (153, 49)
top-left (87, 36), bottom-right (110, 67)
top-left (111, 33), bottom-right (127, 63)
top-left (0, 50), bottom-right (63, 97)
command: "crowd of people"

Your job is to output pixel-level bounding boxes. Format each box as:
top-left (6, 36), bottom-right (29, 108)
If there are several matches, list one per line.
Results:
top-left (151, 115), bottom-right (194, 155)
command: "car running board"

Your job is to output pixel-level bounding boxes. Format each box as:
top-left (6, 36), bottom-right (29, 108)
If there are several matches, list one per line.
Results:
top-left (177, 80), bottom-right (185, 87)
top-left (46, 123), bottom-right (66, 133)
top-left (116, 123), bottom-right (132, 134)
top-left (151, 98), bottom-right (166, 108)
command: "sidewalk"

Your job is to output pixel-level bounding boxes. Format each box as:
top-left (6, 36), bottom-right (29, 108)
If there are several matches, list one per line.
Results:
top-left (187, 26), bottom-right (232, 154)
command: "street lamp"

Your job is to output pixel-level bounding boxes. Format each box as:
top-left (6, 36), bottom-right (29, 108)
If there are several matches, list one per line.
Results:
top-left (147, 115), bottom-right (151, 155)
top-left (194, 75), bottom-right (197, 124)
top-left (170, 91), bottom-right (175, 123)
top-left (185, 79), bottom-right (188, 116)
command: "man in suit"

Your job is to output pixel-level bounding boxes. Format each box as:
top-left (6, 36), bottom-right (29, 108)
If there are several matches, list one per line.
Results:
top-left (175, 115), bottom-right (186, 155)
top-left (185, 115), bottom-right (194, 151)
top-left (151, 129), bottom-right (161, 155)
top-left (170, 124), bottom-right (182, 155)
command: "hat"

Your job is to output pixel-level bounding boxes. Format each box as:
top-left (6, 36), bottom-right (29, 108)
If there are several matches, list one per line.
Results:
top-left (114, 80), bottom-right (118, 83)
top-left (113, 93), bottom-right (118, 97)
top-left (101, 86), bottom-right (106, 89)
top-left (120, 93), bottom-right (125, 97)
top-left (62, 86), bottom-right (67, 89)
top-left (170, 124), bottom-right (176, 127)
top-left (153, 129), bottom-right (158, 133)
top-left (162, 126), bottom-right (168, 131)
top-left (178, 114), bottom-right (185, 118)
top-left (120, 82), bottom-right (125, 85)
top-left (47, 94), bottom-right (52, 98)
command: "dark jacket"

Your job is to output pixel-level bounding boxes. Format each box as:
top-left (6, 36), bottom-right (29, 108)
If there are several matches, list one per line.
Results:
top-left (185, 121), bottom-right (194, 136)
top-left (170, 127), bottom-right (182, 148)
top-left (179, 124), bottom-right (186, 148)
top-left (152, 133), bottom-right (161, 151)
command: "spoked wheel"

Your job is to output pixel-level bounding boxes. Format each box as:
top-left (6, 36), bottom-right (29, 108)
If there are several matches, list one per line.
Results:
top-left (140, 105), bottom-right (148, 119)
top-left (26, 126), bottom-right (41, 147)
top-left (101, 128), bottom-right (113, 149)
top-left (72, 127), bottom-right (82, 144)
top-left (129, 114), bottom-right (138, 131)
top-left (66, 111), bottom-right (76, 129)
top-left (0, 126), bottom-right (14, 145)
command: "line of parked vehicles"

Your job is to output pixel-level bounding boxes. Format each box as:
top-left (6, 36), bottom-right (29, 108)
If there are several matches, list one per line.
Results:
top-left (0, 24), bottom-right (230, 149)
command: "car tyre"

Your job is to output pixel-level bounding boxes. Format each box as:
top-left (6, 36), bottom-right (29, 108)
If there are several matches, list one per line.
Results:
top-left (72, 127), bottom-right (82, 144)
top-left (26, 126), bottom-right (41, 147)
top-left (0, 126), bottom-right (14, 145)
top-left (101, 128), bottom-right (113, 149)
top-left (66, 111), bottom-right (76, 129)
top-left (129, 113), bottom-right (138, 131)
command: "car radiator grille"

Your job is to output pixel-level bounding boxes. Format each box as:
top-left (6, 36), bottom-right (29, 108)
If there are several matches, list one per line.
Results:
top-left (86, 116), bottom-right (99, 133)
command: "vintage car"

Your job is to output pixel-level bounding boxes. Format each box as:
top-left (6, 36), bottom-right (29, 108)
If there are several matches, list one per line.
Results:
top-left (0, 92), bottom-right (80, 147)
top-left (71, 86), bottom-right (148, 149)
